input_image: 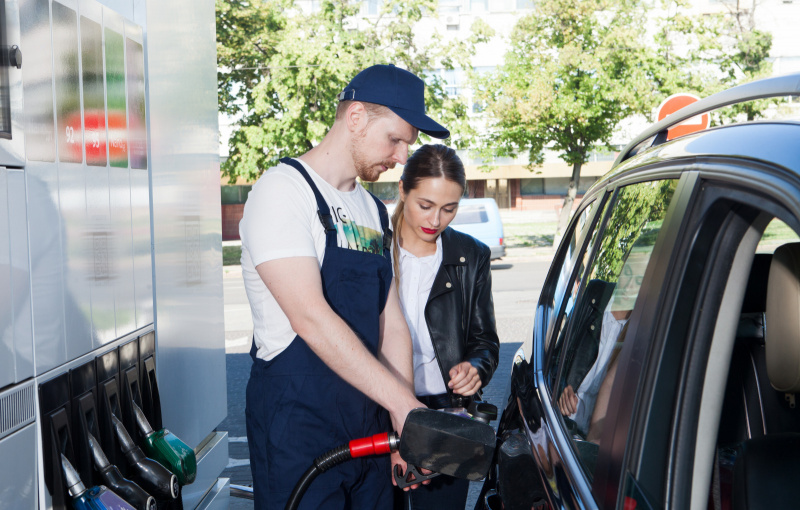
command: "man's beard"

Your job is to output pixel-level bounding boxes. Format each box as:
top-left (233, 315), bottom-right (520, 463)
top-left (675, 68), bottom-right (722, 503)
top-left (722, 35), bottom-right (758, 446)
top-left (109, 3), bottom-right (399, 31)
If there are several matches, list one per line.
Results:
top-left (351, 136), bottom-right (393, 183)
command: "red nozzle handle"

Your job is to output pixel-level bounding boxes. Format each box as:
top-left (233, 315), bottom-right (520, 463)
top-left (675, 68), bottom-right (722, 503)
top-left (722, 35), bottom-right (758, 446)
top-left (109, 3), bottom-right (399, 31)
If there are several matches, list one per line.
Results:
top-left (349, 432), bottom-right (399, 458)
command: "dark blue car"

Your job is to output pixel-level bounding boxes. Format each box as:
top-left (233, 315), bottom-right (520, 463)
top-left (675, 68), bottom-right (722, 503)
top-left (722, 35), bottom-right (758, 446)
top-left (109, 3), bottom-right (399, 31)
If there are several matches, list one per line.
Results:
top-left (478, 73), bottom-right (800, 510)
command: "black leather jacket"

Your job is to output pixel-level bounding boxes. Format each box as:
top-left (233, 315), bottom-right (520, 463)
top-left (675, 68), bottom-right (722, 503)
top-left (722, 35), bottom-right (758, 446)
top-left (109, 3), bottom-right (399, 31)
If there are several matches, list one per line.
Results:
top-left (424, 227), bottom-right (500, 397)
top-left (563, 279), bottom-right (615, 391)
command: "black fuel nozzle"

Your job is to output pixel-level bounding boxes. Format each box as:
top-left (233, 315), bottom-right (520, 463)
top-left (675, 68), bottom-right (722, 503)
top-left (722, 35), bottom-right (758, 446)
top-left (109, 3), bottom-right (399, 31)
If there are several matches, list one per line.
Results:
top-left (397, 407), bottom-right (497, 482)
top-left (87, 432), bottom-right (157, 510)
top-left (132, 402), bottom-right (154, 435)
top-left (111, 414), bottom-right (179, 501)
top-left (286, 405), bottom-right (498, 510)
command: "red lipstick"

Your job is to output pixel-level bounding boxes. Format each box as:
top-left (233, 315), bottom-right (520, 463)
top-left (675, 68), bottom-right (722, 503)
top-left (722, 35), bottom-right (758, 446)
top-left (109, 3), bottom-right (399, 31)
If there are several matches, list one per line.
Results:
top-left (421, 227), bottom-right (438, 235)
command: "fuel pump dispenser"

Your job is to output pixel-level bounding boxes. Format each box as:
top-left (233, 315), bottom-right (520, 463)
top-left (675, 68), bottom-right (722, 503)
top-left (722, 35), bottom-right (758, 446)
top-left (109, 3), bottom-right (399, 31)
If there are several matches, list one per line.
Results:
top-left (285, 404), bottom-right (498, 510)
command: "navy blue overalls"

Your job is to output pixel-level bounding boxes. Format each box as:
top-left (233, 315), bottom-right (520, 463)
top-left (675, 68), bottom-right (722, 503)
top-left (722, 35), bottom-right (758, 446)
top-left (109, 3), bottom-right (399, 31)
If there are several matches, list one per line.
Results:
top-left (246, 158), bottom-right (394, 510)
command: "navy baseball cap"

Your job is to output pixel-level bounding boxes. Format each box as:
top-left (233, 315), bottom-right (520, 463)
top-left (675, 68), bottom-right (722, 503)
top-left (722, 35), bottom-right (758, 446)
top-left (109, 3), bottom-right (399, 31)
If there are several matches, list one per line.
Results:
top-left (338, 64), bottom-right (450, 139)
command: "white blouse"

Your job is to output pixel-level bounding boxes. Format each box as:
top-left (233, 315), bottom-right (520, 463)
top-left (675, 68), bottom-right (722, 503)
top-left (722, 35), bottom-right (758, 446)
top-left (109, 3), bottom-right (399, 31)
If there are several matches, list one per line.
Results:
top-left (396, 236), bottom-right (448, 396)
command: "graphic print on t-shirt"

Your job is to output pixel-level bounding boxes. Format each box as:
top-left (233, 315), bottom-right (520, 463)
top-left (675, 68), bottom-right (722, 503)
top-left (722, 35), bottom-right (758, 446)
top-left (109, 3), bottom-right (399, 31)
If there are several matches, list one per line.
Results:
top-left (341, 217), bottom-right (383, 255)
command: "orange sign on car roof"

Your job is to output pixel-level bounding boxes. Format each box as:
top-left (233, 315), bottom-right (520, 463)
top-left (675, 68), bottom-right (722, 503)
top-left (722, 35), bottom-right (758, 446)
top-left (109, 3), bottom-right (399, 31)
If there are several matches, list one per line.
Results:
top-left (657, 93), bottom-right (710, 141)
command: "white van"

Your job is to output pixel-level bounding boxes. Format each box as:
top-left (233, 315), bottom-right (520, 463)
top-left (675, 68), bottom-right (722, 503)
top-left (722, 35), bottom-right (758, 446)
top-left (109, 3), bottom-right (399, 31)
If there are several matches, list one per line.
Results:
top-left (449, 198), bottom-right (506, 260)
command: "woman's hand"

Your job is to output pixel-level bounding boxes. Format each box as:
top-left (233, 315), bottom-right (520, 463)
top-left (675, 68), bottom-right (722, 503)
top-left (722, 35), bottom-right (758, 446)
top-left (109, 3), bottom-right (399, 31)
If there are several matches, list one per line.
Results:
top-left (558, 385), bottom-right (579, 416)
top-left (448, 362), bottom-right (481, 396)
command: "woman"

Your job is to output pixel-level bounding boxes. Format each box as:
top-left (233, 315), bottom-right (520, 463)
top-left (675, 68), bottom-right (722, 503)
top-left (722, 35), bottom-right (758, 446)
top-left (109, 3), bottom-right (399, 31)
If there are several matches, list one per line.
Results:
top-left (391, 144), bottom-right (500, 509)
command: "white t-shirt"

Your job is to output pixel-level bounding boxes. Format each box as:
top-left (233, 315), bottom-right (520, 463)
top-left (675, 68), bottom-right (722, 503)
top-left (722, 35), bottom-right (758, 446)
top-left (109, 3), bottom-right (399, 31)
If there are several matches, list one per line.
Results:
top-left (396, 236), bottom-right (448, 397)
top-left (239, 159), bottom-right (386, 361)
top-left (570, 311), bottom-right (627, 434)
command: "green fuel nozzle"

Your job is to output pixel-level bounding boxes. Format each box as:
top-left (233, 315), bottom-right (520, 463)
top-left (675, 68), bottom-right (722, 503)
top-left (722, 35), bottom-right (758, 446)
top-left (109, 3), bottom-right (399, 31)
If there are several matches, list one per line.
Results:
top-left (111, 414), bottom-right (180, 501)
top-left (87, 432), bottom-right (157, 510)
top-left (132, 402), bottom-right (197, 486)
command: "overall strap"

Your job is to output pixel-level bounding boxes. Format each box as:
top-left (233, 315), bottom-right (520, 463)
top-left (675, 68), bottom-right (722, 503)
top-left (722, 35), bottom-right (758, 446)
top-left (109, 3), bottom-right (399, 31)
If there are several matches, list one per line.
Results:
top-left (279, 157), bottom-right (338, 248)
top-left (368, 192), bottom-right (392, 260)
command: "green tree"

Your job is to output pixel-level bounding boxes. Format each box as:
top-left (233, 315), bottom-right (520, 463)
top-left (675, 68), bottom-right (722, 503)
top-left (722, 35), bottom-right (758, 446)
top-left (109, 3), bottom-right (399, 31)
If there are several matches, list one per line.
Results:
top-left (476, 0), bottom-right (653, 240)
top-left (648, 0), bottom-right (774, 123)
top-left (216, 0), bottom-right (492, 183)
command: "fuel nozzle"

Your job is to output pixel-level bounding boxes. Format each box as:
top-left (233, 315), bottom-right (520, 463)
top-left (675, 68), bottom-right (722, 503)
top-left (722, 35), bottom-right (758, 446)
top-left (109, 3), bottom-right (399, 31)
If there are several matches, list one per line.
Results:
top-left (112, 414), bottom-right (179, 501)
top-left (398, 407), bottom-right (497, 481)
top-left (61, 453), bottom-right (136, 510)
top-left (60, 454), bottom-right (86, 498)
top-left (132, 402), bottom-right (197, 485)
top-left (87, 432), bottom-right (157, 510)
top-left (467, 399), bottom-right (498, 424)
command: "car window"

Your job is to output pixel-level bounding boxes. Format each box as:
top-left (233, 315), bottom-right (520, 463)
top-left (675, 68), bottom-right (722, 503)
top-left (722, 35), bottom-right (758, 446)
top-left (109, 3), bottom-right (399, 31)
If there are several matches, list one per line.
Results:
top-left (553, 179), bottom-right (678, 483)
top-left (756, 218), bottom-right (800, 253)
top-left (544, 199), bottom-right (608, 384)
top-left (451, 203), bottom-right (488, 225)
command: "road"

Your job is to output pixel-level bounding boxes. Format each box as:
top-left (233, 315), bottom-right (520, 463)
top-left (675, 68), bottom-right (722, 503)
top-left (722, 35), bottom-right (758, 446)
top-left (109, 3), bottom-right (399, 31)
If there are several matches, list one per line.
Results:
top-left (218, 251), bottom-right (552, 508)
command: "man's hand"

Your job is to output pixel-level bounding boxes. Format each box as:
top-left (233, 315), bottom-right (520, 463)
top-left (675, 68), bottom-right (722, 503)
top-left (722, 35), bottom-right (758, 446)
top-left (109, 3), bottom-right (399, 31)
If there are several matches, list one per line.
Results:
top-left (558, 385), bottom-right (579, 416)
top-left (387, 392), bottom-right (426, 439)
top-left (448, 362), bottom-right (481, 396)
top-left (391, 451), bottom-right (433, 491)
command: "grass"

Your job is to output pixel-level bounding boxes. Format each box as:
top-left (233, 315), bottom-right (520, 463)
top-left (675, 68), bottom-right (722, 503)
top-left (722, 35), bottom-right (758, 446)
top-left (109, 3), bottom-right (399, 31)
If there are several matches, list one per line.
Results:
top-left (757, 220), bottom-right (800, 252)
top-left (503, 221), bottom-right (558, 249)
top-left (223, 245), bottom-right (242, 266)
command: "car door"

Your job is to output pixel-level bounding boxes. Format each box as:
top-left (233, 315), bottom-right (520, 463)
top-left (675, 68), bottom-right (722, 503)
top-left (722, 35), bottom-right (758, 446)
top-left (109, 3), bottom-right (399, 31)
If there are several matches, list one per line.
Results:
top-left (488, 175), bottom-right (689, 509)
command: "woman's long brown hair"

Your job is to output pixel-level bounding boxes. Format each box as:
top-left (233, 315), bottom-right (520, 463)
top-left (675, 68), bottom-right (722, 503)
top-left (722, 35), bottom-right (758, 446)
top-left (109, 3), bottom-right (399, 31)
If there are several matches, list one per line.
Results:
top-left (391, 144), bottom-right (466, 283)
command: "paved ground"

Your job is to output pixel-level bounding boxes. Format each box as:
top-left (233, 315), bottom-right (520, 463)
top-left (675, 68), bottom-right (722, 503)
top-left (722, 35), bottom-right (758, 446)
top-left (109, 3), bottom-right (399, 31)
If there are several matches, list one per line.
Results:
top-left (219, 209), bottom-right (556, 509)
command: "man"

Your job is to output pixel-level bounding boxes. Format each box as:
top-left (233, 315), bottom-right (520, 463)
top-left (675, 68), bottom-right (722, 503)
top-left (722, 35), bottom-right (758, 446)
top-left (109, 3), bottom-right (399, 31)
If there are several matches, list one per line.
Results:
top-left (240, 64), bottom-right (450, 509)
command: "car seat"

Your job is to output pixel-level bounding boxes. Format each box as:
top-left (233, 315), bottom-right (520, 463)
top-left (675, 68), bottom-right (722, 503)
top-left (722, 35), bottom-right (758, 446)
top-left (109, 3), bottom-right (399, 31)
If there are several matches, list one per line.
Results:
top-left (732, 243), bottom-right (800, 509)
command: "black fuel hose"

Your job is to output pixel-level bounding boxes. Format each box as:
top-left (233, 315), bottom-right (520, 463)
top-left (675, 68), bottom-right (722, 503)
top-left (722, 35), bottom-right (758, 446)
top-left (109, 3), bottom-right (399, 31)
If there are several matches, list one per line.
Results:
top-left (284, 444), bottom-right (353, 510)
top-left (284, 432), bottom-right (398, 510)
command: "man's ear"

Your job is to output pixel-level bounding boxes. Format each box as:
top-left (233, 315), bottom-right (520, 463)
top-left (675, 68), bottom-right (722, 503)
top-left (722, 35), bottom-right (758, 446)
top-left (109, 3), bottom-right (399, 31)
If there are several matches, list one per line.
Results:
top-left (345, 101), bottom-right (368, 134)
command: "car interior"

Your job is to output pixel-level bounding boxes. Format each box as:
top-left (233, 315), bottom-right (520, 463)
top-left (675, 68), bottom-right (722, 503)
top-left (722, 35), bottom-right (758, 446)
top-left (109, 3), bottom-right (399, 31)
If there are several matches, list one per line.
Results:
top-left (707, 219), bottom-right (800, 509)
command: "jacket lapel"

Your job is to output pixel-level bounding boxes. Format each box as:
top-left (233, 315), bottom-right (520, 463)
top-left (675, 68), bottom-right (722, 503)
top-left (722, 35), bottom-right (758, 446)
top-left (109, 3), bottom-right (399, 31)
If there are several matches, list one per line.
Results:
top-left (427, 228), bottom-right (467, 301)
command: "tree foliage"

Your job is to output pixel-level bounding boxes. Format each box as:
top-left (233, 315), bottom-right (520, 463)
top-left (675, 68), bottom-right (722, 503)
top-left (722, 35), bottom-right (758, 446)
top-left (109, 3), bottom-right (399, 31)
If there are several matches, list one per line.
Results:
top-left (216, 0), bottom-right (492, 183)
top-left (647, 0), bottom-right (774, 123)
top-left (478, 0), bottom-right (773, 239)
top-left (593, 179), bottom-right (676, 283)
top-left (476, 0), bottom-right (654, 236)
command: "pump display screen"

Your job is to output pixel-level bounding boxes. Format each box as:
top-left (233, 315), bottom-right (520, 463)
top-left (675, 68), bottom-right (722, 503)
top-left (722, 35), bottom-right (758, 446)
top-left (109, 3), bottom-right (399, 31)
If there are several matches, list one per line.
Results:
top-left (20, 0), bottom-right (56, 160)
top-left (81, 16), bottom-right (106, 166)
top-left (105, 28), bottom-right (127, 168)
top-left (52, 1), bottom-right (83, 163)
top-left (126, 38), bottom-right (147, 169)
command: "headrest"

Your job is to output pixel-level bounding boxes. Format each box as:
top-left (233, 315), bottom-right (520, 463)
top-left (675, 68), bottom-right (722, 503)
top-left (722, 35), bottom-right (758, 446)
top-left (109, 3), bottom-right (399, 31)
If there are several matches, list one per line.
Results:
top-left (765, 243), bottom-right (800, 392)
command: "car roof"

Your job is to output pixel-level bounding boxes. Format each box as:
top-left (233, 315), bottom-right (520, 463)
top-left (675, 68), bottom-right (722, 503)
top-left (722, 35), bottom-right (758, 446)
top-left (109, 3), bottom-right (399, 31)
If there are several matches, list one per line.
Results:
top-left (587, 73), bottom-right (800, 194)
top-left (607, 121), bottom-right (800, 181)
top-left (613, 73), bottom-right (800, 168)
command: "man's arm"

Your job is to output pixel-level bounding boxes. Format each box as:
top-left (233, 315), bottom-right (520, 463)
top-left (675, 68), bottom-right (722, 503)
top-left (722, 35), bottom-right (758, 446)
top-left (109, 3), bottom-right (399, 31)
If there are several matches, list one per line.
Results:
top-left (377, 279), bottom-right (414, 391)
top-left (378, 278), bottom-right (433, 490)
top-left (257, 256), bottom-right (421, 436)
